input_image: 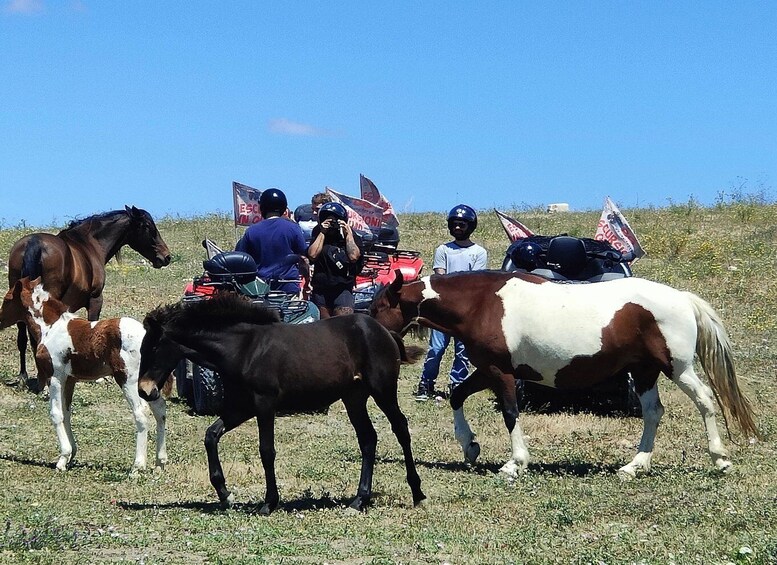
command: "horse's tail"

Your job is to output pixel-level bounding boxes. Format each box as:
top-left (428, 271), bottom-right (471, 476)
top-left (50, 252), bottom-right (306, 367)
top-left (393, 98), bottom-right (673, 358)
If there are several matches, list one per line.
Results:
top-left (684, 291), bottom-right (760, 439)
top-left (391, 330), bottom-right (425, 365)
top-left (21, 236), bottom-right (44, 279)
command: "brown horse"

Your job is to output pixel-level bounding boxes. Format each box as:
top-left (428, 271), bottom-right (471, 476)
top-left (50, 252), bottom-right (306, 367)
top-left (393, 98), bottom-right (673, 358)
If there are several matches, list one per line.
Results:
top-left (138, 294), bottom-right (426, 514)
top-left (370, 270), bottom-right (759, 480)
top-left (1, 206), bottom-right (171, 385)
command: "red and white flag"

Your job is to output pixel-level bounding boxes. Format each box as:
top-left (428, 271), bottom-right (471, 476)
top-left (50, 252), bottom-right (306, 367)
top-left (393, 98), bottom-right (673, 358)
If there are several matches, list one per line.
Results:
top-left (495, 209), bottom-right (534, 242)
top-left (594, 197), bottom-right (645, 260)
top-left (360, 174), bottom-right (399, 227)
top-left (232, 181), bottom-right (263, 226)
top-left (326, 187), bottom-right (384, 235)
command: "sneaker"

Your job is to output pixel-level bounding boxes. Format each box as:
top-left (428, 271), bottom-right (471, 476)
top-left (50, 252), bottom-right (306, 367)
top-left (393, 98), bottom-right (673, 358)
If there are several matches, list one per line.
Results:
top-left (414, 383), bottom-right (431, 402)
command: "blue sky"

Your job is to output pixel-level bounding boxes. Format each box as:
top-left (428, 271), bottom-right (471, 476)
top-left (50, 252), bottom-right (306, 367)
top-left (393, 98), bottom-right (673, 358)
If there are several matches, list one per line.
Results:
top-left (1, 1), bottom-right (775, 228)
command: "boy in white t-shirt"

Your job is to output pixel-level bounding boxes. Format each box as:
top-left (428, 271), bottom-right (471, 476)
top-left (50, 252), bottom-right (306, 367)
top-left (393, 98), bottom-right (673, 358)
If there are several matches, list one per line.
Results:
top-left (416, 204), bottom-right (487, 401)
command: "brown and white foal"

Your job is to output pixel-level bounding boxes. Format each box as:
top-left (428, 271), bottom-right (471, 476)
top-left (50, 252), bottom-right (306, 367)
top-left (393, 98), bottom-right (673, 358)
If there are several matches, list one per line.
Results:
top-left (1, 277), bottom-right (167, 474)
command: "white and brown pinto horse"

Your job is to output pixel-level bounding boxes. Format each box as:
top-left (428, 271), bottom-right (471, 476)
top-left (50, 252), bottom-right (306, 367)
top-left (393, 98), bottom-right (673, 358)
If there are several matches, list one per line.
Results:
top-left (2, 277), bottom-right (167, 474)
top-left (370, 270), bottom-right (759, 480)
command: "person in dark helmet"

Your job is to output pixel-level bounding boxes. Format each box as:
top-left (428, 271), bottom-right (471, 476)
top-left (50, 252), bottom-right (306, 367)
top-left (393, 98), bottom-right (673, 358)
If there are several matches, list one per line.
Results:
top-left (235, 188), bottom-right (307, 295)
top-left (307, 201), bottom-right (364, 318)
top-left (415, 204), bottom-right (488, 401)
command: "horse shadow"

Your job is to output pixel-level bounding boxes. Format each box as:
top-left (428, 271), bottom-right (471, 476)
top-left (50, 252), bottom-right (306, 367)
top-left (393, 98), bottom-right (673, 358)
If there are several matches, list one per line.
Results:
top-left (380, 456), bottom-right (622, 477)
top-left (118, 494), bottom-right (356, 515)
top-left (0, 452), bottom-right (57, 470)
top-left (0, 452), bottom-right (156, 477)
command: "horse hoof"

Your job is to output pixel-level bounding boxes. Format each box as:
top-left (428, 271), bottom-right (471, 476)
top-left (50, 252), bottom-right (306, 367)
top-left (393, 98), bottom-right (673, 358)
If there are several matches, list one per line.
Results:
top-left (259, 503), bottom-right (274, 516)
top-left (464, 441), bottom-right (481, 465)
top-left (348, 497), bottom-right (369, 512)
top-left (717, 460), bottom-right (734, 474)
top-left (56, 457), bottom-right (70, 472)
top-left (617, 467), bottom-right (636, 481)
top-left (498, 460), bottom-right (522, 480)
top-left (129, 468), bottom-right (141, 479)
top-left (219, 492), bottom-right (235, 509)
top-left (413, 495), bottom-right (428, 508)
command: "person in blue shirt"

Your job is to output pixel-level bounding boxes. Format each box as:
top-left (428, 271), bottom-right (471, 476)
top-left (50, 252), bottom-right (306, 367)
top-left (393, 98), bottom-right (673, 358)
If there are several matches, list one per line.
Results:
top-left (235, 188), bottom-right (306, 295)
top-left (415, 204), bottom-right (488, 401)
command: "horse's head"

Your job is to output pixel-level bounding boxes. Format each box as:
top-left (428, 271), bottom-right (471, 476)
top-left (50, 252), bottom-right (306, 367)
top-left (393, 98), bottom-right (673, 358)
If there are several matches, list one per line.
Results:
top-left (369, 270), bottom-right (418, 334)
top-left (125, 206), bottom-right (172, 269)
top-left (0, 277), bottom-right (53, 329)
top-left (138, 305), bottom-right (182, 401)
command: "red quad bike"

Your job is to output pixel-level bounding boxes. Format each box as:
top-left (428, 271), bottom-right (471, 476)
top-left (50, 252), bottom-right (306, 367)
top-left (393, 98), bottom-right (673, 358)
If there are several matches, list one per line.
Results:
top-left (175, 240), bottom-right (320, 415)
top-left (502, 234), bottom-right (642, 416)
top-left (353, 246), bottom-right (424, 313)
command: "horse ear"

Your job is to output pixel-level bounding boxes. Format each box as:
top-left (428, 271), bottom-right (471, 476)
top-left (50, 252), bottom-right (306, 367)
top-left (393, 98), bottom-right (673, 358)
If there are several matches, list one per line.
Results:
top-left (125, 205), bottom-right (141, 219)
top-left (29, 276), bottom-right (42, 288)
top-left (388, 270), bottom-right (404, 295)
top-left (143, 313), bottom-right (160, 332)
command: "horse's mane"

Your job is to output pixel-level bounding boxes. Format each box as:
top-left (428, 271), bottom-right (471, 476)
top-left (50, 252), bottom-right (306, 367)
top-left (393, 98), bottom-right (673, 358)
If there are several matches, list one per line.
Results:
top-left (59, 209), bottom-right (128, 234)
top-left (145, 294), bottom-right (282, 331)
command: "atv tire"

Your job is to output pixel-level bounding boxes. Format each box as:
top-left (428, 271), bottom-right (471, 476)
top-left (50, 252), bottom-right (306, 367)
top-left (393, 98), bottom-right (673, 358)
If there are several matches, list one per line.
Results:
top-left (174, 360), bottom-right (195, 408)
top-left (192, 364), bottom-right (224, 416)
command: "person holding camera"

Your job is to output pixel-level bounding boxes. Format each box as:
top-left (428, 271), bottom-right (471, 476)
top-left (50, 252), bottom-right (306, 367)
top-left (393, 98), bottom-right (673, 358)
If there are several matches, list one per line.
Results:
top-left (307, 202), bottom-right (363, 318)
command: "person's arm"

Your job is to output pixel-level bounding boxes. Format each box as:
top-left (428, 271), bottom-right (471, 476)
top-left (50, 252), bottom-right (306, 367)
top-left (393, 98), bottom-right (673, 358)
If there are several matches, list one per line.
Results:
top-left (307, 223), bottom-right (329, 261)
top-left (432, 244), bottom-right (447, 275)
top-left (341, 221), bottom-right (361, 262)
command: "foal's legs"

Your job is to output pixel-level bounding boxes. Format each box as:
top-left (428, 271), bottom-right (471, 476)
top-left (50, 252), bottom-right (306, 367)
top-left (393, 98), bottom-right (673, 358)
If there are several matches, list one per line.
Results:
top-left (342, 389), bottom-right (378, 511)
top-left (673, 365), bottom-right (732, 472)
top-left (119, 376), bottom-right (151, 475)
top-left (147, 397), bottom-right (168, 469)
top-left (204, 410), bottom-right (253, 508)
top-left (255, 410), bottom-right (280, 515)
top-left (62, 378), bottom-right (77, 464)
top-left (370, 388), bottom-right (426, 506)
top-left (15, 322), bottom-right (29, 384)
top-left (49, 375), bottom-right (76, 471)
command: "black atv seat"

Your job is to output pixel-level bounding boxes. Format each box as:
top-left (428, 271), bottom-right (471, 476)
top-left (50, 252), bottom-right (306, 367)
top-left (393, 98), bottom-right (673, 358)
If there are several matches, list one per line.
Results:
top-left (203, 252), bottom-right (258, 284)
top-left (544, 236), bottom-right (587, 279)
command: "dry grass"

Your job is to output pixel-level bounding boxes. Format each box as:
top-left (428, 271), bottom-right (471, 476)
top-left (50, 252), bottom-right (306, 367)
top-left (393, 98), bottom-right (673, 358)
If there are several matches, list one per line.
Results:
top-left (1, 203), bottom-right (776, 564)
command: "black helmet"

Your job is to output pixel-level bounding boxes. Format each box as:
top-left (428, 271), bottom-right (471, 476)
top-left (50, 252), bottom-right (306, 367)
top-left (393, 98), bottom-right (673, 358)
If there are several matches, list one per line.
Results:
top-left (447, 204), bottom-right (477, 237)
top-left (259, 188), bottom-right (288, 217)
top-left (318, 201), bottom-right (348, 224)
top-left (510, 240), bottom-right (543, 271)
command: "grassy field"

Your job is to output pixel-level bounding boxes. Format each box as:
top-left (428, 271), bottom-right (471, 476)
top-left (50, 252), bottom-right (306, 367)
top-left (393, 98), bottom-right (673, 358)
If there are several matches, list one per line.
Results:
top-left (1, 201), bottom-right (776, 564)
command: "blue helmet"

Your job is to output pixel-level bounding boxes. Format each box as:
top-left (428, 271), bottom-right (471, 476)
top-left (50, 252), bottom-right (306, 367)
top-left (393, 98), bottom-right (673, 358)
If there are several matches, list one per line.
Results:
top-left (259, 188), bottom-right (287, 217)
top-left (318, 201), bottom-right (348, 224)
top-left (510, 240), bottom-right (542, 271)
top-left (447, 204), bottom-right (477, 237)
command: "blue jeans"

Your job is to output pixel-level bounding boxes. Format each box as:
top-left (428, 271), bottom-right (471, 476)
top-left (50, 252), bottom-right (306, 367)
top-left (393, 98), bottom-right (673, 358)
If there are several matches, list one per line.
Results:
top-left (420, 329), bottom-right (470, 390)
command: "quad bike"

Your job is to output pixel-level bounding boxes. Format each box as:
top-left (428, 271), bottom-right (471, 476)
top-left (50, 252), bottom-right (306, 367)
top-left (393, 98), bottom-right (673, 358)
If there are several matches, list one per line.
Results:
top-left (175, 240), bottom-right (319, 415)
top-left (353, 246), bottom-right (424, 313)
top-left (502, 234), bottom-right (641, 416)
